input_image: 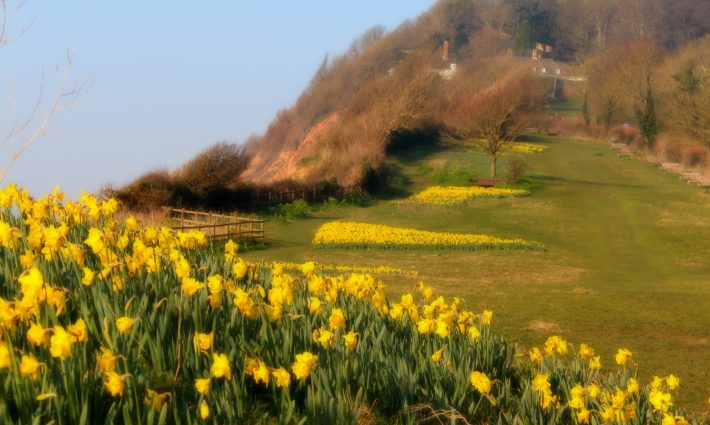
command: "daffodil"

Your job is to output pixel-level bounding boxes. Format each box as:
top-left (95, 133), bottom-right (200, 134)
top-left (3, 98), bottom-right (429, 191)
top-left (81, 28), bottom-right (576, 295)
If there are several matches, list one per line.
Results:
top-left (81, 267), bottom-right (96, 286)
top-left (182, 277), bottom-right (204, 296)
top-left (116, 316), bottom-right (138, 334)
top-left (68, 318), bottom-right (89, 342)
top-left (301, 261), bottom-right (316, 277)
top-left (199, 400), bottom-right (210, 420)
top-left (469, 371), bottom-right (492, 395)
top-left (104, 371), bottom-right (126, 397)
top-left (615, 348), bottom-right (632, 366)
top-left (627, 377), bottom-right (639, 394)
top-left (0, 341), bottom-right (11, 369)
top-left (328, 308), bottom-right (345, 329)
top-left (272, 367), bottom-right (291, 388)
top-left (342, 331), bottom-right (358, 350)
top-left (434, 320), bottom-right (449, 338)
top-left (312, 327), bottom-right (335, 349)
top-left (252, 360), bottom-right (270, 386)
top-left (589, 355), bottom-right (601, 370)
top-left (27, 322), bottom-right (49, 346)
top-left (467, 326), bottom-right (480, 342)
top-left (193, 332), bottom-right (213, 352)
top-left (232, 259), bottom-right (248, 279)
top-left (144, 389), bottom-right (170, 413)
top-left (308, 297), bottom-right (322, 314)
top-left (532, 374), bottom-right (551, 393)
top-left (649, 390), bottom-right (673, 412)
top-left (431, 346), bottom-right (445, 362)
top-left (210, 353), bottom-right (232, 380)
top-left (18, 267), bottom-right (45, 303)
top-left (97, 347), bottom-right (119, 373)
top-left (20, 354), bottom-right (42, 379)
top-left (578, 343), bottom-right (595, 359)
top-left (49, 326), bottom-right (75, 360)
top-left (577, 408), bottom-right (591, 424)
top-left (194, 378), bottom-right (211, 395)
top-left (544, 335), bottom-right (568, 356)
top-left (528, 347), bottom-right (544, 363)
top-left (480, 310), bottom-right (493, 325)
top-left (417, 319), bottom-right (436, 335)
top-left (291, 351), bottom-right (318, 380)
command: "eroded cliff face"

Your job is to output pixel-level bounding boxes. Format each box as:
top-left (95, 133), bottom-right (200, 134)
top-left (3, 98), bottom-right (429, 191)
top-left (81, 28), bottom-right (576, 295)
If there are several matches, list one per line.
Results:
top-left (242, 113), bottom-right (339, 185)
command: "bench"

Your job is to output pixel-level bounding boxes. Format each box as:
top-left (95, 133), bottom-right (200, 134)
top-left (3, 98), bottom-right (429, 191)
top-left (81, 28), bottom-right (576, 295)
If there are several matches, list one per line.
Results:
top-left (681, 172), bottom-right (702, 182)
top-left (472, 177), bottom-right (508, 187)
top-left (617, 148), bottom-right (633, 157)
top-left (660, 163), bottom-right (682, 173)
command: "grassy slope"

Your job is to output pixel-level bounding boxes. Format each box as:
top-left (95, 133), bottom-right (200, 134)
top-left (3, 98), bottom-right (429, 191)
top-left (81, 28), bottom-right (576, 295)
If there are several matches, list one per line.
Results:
top-left (242, 135), bottom-right (710, 410)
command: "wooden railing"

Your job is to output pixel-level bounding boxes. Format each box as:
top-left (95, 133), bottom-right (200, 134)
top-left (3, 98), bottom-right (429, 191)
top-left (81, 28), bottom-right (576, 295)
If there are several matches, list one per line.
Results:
top-left (249, 185), bottom-right (363, 208)
top-left (163, 207), bottom-right (264, 242)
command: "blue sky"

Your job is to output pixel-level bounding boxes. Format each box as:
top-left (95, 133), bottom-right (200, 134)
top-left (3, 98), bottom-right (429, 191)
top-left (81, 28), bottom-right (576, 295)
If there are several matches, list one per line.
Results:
top-left (2, 1), bottom-right (436, 197)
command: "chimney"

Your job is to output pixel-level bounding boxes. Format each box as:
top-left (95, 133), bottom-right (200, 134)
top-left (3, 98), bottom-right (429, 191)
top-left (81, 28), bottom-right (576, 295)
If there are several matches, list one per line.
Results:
top-left (443, 40), bottom-right (449, 62)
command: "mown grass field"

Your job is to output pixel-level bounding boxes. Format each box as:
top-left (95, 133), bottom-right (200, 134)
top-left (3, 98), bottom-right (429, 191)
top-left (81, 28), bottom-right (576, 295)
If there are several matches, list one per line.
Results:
top-left (243, 134), bottom-right (710, 411)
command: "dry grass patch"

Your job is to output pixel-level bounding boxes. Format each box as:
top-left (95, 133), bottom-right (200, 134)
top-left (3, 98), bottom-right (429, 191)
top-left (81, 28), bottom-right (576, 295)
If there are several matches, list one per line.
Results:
top-left (526, 321), bottom-right (563, 333)
top-left (572, 287), bottom-right (593, 294)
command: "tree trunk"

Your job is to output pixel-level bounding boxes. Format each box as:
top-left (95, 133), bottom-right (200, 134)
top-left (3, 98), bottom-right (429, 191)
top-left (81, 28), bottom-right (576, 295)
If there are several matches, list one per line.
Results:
top-left (490, 155), bottom-right (497, 177)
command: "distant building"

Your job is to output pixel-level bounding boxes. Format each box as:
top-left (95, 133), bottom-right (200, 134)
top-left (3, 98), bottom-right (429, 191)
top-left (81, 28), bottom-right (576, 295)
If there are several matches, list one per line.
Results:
top-left (532, 58), bottom-right (560, 77)
top-left (519, 41), bottom-right (554, 60)
top-left (438, 63), bottom-right (457, 80)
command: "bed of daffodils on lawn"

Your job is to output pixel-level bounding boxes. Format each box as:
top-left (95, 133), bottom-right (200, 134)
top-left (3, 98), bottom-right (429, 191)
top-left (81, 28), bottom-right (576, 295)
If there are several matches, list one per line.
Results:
top-left (399, 186), bottom-right (530, 206)
top-left (0, 185), bottom-right (705, 424)
top-left (511, 142), bottom-right (548, 154)
top-left (312, 221), bottom-right (542, 251)
top-left (274, 261), bottom-right (418, 277)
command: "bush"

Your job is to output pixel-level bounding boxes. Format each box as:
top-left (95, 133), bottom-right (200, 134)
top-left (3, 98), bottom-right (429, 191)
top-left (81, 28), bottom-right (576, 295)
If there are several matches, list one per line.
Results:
top-left (506, 157), bottom-right (527, 183)
top-left (114, 169), bottom-right (177, 211)
top-left (682, 145), bottom-right (708, 168)
top-left (174, 142), bottom-right (250, 197)
top-left (359, 162), bottom-right (405, 196)
top-left (662, 140), bottom-right (684, 163)
top-left (609, 124), bottom-right (640, 145)
top-left (269, 199), bottom-right (310, 220)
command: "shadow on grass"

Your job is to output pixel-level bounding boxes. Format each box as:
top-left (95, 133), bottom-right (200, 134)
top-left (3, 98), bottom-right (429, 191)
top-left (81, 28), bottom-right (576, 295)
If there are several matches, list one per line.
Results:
top-left (516, 134), bottom-right (555, 144)
top-left (374, 180), bottom-right (413, 200)
top-left (528, 174), bottom-right (650, 189)
top-left (390, 142), bottom-right (447, 164)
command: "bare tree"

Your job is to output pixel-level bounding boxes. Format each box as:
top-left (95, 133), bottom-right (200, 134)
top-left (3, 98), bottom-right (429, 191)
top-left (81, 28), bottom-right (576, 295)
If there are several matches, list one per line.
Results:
top-left (0, 0), bottom-right (83, 183)
top-left (445, 74), bottom-right (545, 177)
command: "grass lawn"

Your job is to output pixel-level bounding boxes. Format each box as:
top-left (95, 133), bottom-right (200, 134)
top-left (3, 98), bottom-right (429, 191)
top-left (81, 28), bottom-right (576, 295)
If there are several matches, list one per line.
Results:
top-left (242, 135), bottom-right (710, 412)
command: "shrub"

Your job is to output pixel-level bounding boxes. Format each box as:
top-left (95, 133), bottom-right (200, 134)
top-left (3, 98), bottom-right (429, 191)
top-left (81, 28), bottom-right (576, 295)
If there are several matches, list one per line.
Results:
top-left (114, 169), bottom-right (177, 211)
top-left (360, 162), bottom-right (405, 196)
top-left (682, 145), bottom-right (708, 168)
top-left (269, 199), bottom-right (310, 220)
top-left (174, 142), bottom-right (250, 197)
top-left (609, 124), bottom-right (641, 145)
top-left (661, 140), bottom-right (684, 163)
top-left (506, 157), bottom-right (527, 183)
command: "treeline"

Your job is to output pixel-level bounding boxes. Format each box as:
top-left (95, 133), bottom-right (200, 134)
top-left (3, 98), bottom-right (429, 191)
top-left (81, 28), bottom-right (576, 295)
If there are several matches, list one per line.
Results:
top-left (471, 0), bottom-right (710, 59)
top-left (580, 34), bottom-right (710, 170)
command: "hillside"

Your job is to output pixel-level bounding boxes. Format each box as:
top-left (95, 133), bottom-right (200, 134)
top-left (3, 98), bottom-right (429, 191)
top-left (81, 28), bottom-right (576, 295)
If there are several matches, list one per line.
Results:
top-left (240, 0), bottom-right (710, 189)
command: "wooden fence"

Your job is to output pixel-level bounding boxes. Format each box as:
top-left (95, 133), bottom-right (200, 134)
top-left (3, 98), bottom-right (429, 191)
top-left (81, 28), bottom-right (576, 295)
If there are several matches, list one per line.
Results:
top-left (163, 207), bottom-right (264, 242)
top-left (248, 185), bottom-right (363, 208)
